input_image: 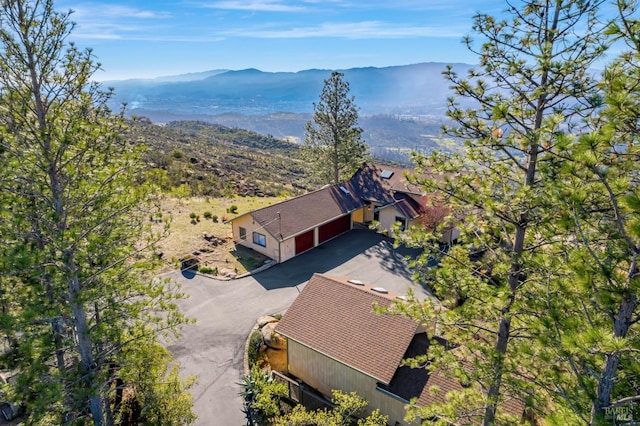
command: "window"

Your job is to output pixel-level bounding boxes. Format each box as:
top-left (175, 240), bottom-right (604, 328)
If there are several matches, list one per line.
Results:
top-left (380, 170), bottom-right (394, 179)
top-left (395, 216), bottom-right (407, 231)
top-left (239, 227), bottom-right (247, 240)
top-left (253, 232), bottom-right (266, 247)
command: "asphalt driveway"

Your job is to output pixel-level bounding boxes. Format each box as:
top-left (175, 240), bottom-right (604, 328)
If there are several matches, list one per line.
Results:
top-left (166, 229), bottom-right (430, 426)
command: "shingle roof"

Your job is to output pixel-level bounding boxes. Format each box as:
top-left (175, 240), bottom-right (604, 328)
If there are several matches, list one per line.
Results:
top-left (250, 183), bottom-right (366, 240)
top-left (384, 335), bottom-right (525, 420)
top-left (349, 163), bottom-right (425, 203)
top-left (417, 370), bottom-right (525, 420)
top-left (383, 192), bottom-right (424, 219)
top-left (275, 274), bottom-right (420, 384)
top-left (276, 274), bottom-right (526, 420)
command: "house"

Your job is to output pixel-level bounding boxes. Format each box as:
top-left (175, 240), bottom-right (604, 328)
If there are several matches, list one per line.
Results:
top-left (228, 182), bottom-right (366, 263)
top-left (229, 163), bottom-right (459, 263)
top-left (275, 274), bottom-right (525, 425)
top-left (348, 163), bottom-right (458, 241)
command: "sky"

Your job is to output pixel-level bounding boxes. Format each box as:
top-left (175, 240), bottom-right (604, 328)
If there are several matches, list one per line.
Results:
top-left (56, 0), bottom-right (507, 81)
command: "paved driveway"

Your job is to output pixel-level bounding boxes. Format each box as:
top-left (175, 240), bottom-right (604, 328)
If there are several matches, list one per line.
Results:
top-left (166, 229), bottom-right (430, 426)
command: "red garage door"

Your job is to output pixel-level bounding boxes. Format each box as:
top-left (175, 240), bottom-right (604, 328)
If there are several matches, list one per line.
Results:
top-left (318, 215), bottom-right (351, 244)
top-left (295, 229), bottom-right (314, 255)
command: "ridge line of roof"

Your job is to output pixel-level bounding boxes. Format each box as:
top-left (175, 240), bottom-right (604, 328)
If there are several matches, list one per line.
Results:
top-left (251, 182), bottom-right (352, 211)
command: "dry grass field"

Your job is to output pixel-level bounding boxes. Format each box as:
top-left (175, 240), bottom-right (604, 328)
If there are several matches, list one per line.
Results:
top-left (152, 195), bottom-right (286, 276)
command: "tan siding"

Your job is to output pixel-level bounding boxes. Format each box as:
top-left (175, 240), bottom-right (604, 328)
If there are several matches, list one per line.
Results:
top-left (379, 206), bottom-right (402, 234)
top-left (363, 205), bottom-right (375, 222)
top-left (280, 238), bottom-right (296, 263)
top-left (287, 340), bottom-right (415, 426)
top-left (231, 215), bottom-right (253, 246)
top-left (442, 227), bottom-right (461, 243)
top-left (231, 214), bottom-right (279, 260)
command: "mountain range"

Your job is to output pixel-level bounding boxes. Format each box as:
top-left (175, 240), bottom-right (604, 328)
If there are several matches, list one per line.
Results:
top-left (105, 63), bottom-right (475, 162)
top-left (106, 62), bottom-right (473, 117)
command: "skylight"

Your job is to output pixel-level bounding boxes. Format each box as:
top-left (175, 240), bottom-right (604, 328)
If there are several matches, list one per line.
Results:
top-left (339, 185), bottom-right (350, 194)
top-left (380, 170), bottom-right (394, 179)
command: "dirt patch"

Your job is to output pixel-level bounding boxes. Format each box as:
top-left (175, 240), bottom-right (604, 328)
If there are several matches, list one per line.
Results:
top-left (151, 196), bottom-right (285, 275)
top-left (188, 238), bottom-right (271, 279)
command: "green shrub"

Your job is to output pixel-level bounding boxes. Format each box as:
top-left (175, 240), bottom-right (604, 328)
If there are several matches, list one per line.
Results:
top-left (212, 215), bottom-right (219, 223)
top-left (203, 211), bottom-right (212, 219)
top-left (247, 330), bottom-right (264, 367)
top-left (199, 266), bottom-right (218, 275)
top-left (227, 204), bottom-right (238, 214)
top-left (189, 212), bottom-right (197, 219)
top-left (239, 365), bottom-right (287, 425)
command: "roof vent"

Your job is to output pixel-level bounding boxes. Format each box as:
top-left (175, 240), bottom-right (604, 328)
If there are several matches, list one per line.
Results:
top-left (372, 287), bottom-right (388, 294)
top-left (339, 185), bottom-right (350, 194)
top-left (380, 170), bottom-right (394, 179)
top-left (348, 279), bottom-right (364, 286)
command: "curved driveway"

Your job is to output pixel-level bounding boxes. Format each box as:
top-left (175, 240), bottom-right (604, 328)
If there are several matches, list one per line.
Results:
top-left (166, 229), bottom-right (430, 426)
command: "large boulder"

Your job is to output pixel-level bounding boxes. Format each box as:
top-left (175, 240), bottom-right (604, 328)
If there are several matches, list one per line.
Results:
top-left (257, 316), bottom-right (279, 328)
top-left (261, 322), bottom-right (286, 350)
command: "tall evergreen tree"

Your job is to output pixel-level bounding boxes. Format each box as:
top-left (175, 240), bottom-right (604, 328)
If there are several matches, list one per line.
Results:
top-left (397, 1), bottom-right (608, 424)
top-left (0, 1), bottom-right (193, 424)
top-left (302, 71), bottom-right (368, 184)
top-left (533, 1), bottom-right (640, 423)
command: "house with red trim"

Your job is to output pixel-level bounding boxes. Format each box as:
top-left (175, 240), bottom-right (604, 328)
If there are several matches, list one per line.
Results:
top-left (229, 163), bottom-right (459, 264)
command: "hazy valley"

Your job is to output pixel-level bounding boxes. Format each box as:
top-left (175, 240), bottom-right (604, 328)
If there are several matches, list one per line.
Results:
top-left (107, 63), bottom-right (473, 163)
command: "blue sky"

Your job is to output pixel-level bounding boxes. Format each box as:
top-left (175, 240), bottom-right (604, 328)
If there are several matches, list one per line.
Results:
top-left (55, 1), bottom-right (622, 81)
top-left (56, 0), bottom-right (508, 81)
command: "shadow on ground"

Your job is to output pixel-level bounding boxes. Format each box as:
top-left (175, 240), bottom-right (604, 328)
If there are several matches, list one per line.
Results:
top-left (181, 268), bottom-right (197, 279)
top-left (250, 229), bottom-right (423, 291)
top-left (362, 238), bottom-right (422, 281)
top-left (230, 244), bottom-right (271, 272)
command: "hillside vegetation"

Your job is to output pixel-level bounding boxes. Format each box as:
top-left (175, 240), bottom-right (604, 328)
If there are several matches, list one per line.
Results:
top-left (126, 118), bottom-right (320, 198)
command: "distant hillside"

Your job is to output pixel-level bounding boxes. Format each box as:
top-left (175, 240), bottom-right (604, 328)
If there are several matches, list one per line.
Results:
top-left (113, 63), bottom-right (470, 164)
top-left (126, 118), bottom-right (319, 198)
top-left (128, 111), bottom-right (455, 162)
top-left (108, 63), bottom-right (472, 116)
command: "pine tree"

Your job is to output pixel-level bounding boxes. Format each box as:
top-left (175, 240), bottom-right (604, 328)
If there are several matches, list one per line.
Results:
top-left (399, 1), bottom-right (608, 424)
top-left (0, 1), bottom-right (193, 424)
top-left (302, 71), bottom-right (368, 184)
top-left (535, 1), bottom-right (640, 422)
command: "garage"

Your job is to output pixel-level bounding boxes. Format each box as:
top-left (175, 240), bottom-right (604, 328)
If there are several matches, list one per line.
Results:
top-left (295, 229), bottom-right (315, 255)
top-left (318, 215), bottom-right (351, 244)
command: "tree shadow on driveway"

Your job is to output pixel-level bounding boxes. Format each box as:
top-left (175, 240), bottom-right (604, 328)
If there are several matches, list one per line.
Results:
top-left (361, 238), bottom-right (421, 281)
top-left (250, 229), bottom-right (423, 292)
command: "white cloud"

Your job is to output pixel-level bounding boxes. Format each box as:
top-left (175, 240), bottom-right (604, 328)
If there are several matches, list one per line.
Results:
top-left (225, 21), bottom-right (464, 39)
top-left (62, 3), bottom-right (173, 40)
top-left (200, 1), bottom-right (306, 12)
top-left (69, 4), bottom-right (172, 20)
